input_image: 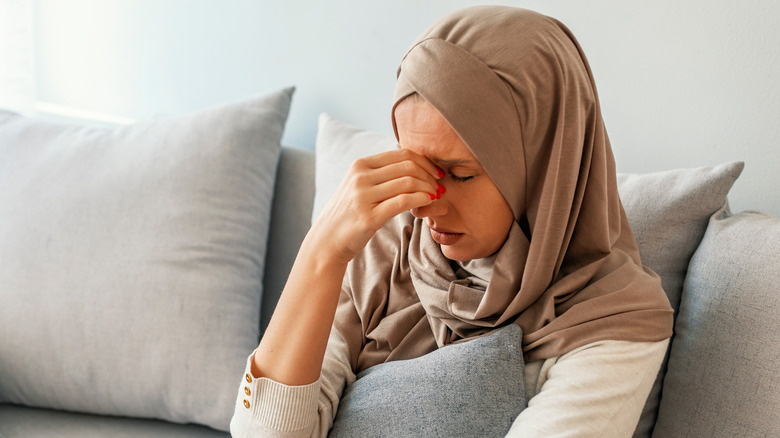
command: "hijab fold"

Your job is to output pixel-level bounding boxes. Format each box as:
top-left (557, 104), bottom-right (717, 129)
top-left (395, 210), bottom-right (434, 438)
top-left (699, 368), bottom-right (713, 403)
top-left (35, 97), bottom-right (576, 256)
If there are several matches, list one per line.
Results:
top-left (335, 6), bottom-right (673, 370)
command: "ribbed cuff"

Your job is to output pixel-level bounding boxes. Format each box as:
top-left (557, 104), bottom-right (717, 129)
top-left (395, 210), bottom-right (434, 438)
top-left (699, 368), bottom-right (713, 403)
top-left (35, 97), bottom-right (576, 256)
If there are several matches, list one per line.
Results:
top-left (239, 351), bottom-right (321, 432)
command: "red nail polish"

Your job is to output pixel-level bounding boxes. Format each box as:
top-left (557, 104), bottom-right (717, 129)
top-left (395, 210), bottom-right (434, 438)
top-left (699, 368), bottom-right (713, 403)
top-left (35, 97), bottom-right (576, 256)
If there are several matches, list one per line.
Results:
top-left (436, 183), bottom-right (446, 194)
top-left (436, 192), bottom-right (441, 200)
top-left (436, 167), bottom-right (445, 178)
top-left (429, 193), bottom-right (436, 200)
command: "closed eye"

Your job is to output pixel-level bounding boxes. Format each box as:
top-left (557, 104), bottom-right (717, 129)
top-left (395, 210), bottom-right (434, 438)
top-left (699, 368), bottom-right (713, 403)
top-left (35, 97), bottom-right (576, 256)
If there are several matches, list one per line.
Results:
top-left (449, 171), bottom-right (474, 182)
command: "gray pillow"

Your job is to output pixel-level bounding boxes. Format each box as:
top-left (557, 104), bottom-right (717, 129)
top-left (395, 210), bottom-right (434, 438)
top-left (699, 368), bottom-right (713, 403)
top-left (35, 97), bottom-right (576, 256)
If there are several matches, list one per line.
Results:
top-left (617, 162), bottom-right (744, 319)
top-left (312, 114), bottom-right (745, 437)
top-left (329, 324), bottom-right (526, 438)
top-left (652, 208), bottom-right (780, 438)
top-left (0, 88), bottom-right (293, 431)
top-left (617, 162), bottom-right (743, 437)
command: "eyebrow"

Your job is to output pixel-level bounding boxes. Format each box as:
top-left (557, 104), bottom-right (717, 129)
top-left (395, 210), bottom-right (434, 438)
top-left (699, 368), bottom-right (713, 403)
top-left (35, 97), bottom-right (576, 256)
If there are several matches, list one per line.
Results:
top-left (396, 144), bottom-right (475, 166)
top-left (433, 158), bottom-right (475, 166)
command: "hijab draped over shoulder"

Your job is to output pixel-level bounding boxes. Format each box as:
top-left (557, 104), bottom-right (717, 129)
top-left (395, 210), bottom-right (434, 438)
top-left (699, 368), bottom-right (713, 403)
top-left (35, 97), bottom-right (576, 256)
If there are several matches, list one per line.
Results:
top-left (334, 5), bottom-right (673, 371)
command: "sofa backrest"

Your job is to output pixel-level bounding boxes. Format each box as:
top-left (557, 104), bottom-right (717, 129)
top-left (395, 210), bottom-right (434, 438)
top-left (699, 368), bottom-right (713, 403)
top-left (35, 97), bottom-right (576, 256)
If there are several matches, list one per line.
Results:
top-left (261, 146), bottom-right (315, 335)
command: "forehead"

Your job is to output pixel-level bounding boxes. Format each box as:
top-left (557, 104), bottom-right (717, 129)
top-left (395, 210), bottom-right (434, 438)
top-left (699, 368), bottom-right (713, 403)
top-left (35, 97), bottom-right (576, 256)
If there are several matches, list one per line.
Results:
top-left (394, 98), bottom-right (477, 162)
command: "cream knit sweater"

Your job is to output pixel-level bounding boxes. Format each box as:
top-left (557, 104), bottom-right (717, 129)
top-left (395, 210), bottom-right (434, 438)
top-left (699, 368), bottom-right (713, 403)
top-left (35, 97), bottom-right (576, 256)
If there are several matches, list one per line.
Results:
top-left (230, 328), bottom-right (667, 437)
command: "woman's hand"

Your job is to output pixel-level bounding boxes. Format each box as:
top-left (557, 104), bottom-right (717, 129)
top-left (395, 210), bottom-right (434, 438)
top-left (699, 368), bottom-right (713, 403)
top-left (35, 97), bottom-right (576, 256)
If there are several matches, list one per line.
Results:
top-left (312, 148), bottom-right (442, 265)
top-left (249, 148), bottom-right (442, 385)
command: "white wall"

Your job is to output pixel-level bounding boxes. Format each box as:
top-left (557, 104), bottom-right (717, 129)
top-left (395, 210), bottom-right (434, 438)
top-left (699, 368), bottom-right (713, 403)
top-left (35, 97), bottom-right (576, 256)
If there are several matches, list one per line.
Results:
top-left (31, 0), bottom-right (780, 215)
top-left (0, 0), bottom-right (35, 112)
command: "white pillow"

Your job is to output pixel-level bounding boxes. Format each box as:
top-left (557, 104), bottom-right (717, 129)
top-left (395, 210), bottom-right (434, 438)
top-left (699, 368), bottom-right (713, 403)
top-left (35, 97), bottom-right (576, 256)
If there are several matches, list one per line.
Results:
top-left (0, 88), bottom-right (293, 431)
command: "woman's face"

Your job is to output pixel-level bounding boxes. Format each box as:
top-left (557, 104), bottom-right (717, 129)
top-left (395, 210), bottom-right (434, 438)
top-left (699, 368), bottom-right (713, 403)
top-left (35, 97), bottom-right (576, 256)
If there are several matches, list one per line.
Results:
top-left (395, 97), bottom-right (514, 261)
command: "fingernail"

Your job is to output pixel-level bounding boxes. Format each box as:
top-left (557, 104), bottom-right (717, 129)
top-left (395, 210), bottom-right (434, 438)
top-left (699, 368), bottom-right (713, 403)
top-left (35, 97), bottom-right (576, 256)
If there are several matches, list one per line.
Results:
top-left (436, 192), bottom-right (441, 200)
top-left (436, 183), bottom-right (446, 194)
top-left (436, 167), bottom-right (445, 178)
top-left (429, 193), bottom-right (436, 200)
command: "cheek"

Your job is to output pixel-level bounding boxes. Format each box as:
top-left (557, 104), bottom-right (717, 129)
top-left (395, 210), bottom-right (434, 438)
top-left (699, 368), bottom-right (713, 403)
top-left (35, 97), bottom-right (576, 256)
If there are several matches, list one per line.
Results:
top-left (442, 185), bottom-right (473, 221)
top-left (451, 182), bottom-right (509, 229)
top-left (471, 183), bottom-right (513, 240)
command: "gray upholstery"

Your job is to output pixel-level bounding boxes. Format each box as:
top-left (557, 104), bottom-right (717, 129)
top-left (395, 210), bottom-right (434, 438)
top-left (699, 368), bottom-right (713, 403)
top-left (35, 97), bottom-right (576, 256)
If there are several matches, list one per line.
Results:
top-left (261, 146), bottom-right (315, 335)
top-left (1, 112), bottom-right (775, 435)
top-left (0, 404), bottom-right (229, 438)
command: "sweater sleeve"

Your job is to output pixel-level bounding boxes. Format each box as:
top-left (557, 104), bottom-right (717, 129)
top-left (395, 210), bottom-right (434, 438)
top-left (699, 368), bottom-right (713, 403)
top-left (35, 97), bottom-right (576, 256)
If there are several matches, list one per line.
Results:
top-left (229, 327), bottom-right (356, 438)
top-left (508, 338), bottom-right (668, 438)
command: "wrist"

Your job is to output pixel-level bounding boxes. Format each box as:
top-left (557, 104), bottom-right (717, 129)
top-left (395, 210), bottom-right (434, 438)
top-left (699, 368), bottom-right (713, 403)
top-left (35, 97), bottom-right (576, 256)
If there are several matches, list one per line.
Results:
top-left (303, 220), bottom-right (358, 267)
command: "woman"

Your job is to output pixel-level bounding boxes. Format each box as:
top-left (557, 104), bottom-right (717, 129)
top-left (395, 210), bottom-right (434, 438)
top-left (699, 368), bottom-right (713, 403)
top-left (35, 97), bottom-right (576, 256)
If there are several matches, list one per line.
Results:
top-left (231, 6), bottom-right (673, 437)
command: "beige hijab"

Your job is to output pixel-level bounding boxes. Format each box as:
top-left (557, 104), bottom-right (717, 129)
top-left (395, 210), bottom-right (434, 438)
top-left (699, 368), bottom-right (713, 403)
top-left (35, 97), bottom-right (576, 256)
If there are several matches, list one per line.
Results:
top-left (335, 6), bottom-right (673, 370)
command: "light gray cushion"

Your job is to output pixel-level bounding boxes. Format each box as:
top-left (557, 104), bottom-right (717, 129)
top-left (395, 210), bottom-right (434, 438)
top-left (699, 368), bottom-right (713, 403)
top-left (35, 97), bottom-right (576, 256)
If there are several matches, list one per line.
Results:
top-left (617, 162), bottom-right (744, 318)
top-left (652, 208), bottom-right (780, 438)
top-left (329, 324), bottom-right (526, 438)
top-left (0, 88), bottom-right (293, 431)
top-left (313, 114), bottom-right (747, 437)
top-left (0, 403), bottom-right (230, 438)
top-left (617, 162), bottom-right (744, 437)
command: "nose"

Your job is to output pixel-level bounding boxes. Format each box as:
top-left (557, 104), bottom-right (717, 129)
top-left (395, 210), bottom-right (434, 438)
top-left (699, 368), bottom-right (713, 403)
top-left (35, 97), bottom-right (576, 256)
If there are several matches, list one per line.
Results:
top-left (411, 196), bottom-right (449, 219)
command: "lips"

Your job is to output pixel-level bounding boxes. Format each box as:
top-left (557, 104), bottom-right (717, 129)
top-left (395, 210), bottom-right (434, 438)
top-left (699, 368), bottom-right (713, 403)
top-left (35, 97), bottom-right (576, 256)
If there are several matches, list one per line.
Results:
top-left (429, 227), bottom-right (464, 246)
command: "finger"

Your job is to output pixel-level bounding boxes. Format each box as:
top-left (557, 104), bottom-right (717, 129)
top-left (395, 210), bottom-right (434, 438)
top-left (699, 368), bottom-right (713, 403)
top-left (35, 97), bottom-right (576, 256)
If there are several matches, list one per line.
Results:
top-left (372, 192), bottom-right (434, 222)
top-left (367, 176), bottom-right (438, 206)
top-left (366, 161), bottom-right (439, 192)
top-left (358, 148), bottom-right (441, 181)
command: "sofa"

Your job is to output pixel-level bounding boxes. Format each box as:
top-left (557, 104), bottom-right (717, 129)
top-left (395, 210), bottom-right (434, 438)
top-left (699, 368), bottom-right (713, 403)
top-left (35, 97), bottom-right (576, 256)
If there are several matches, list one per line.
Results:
top-left (0, 88), bottom-right (778, 437)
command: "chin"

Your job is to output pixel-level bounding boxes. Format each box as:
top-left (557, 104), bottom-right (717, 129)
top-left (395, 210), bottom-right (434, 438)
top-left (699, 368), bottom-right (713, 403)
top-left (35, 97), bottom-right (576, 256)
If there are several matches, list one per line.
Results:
top-left (441, 246), bottom-right (476, 261)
